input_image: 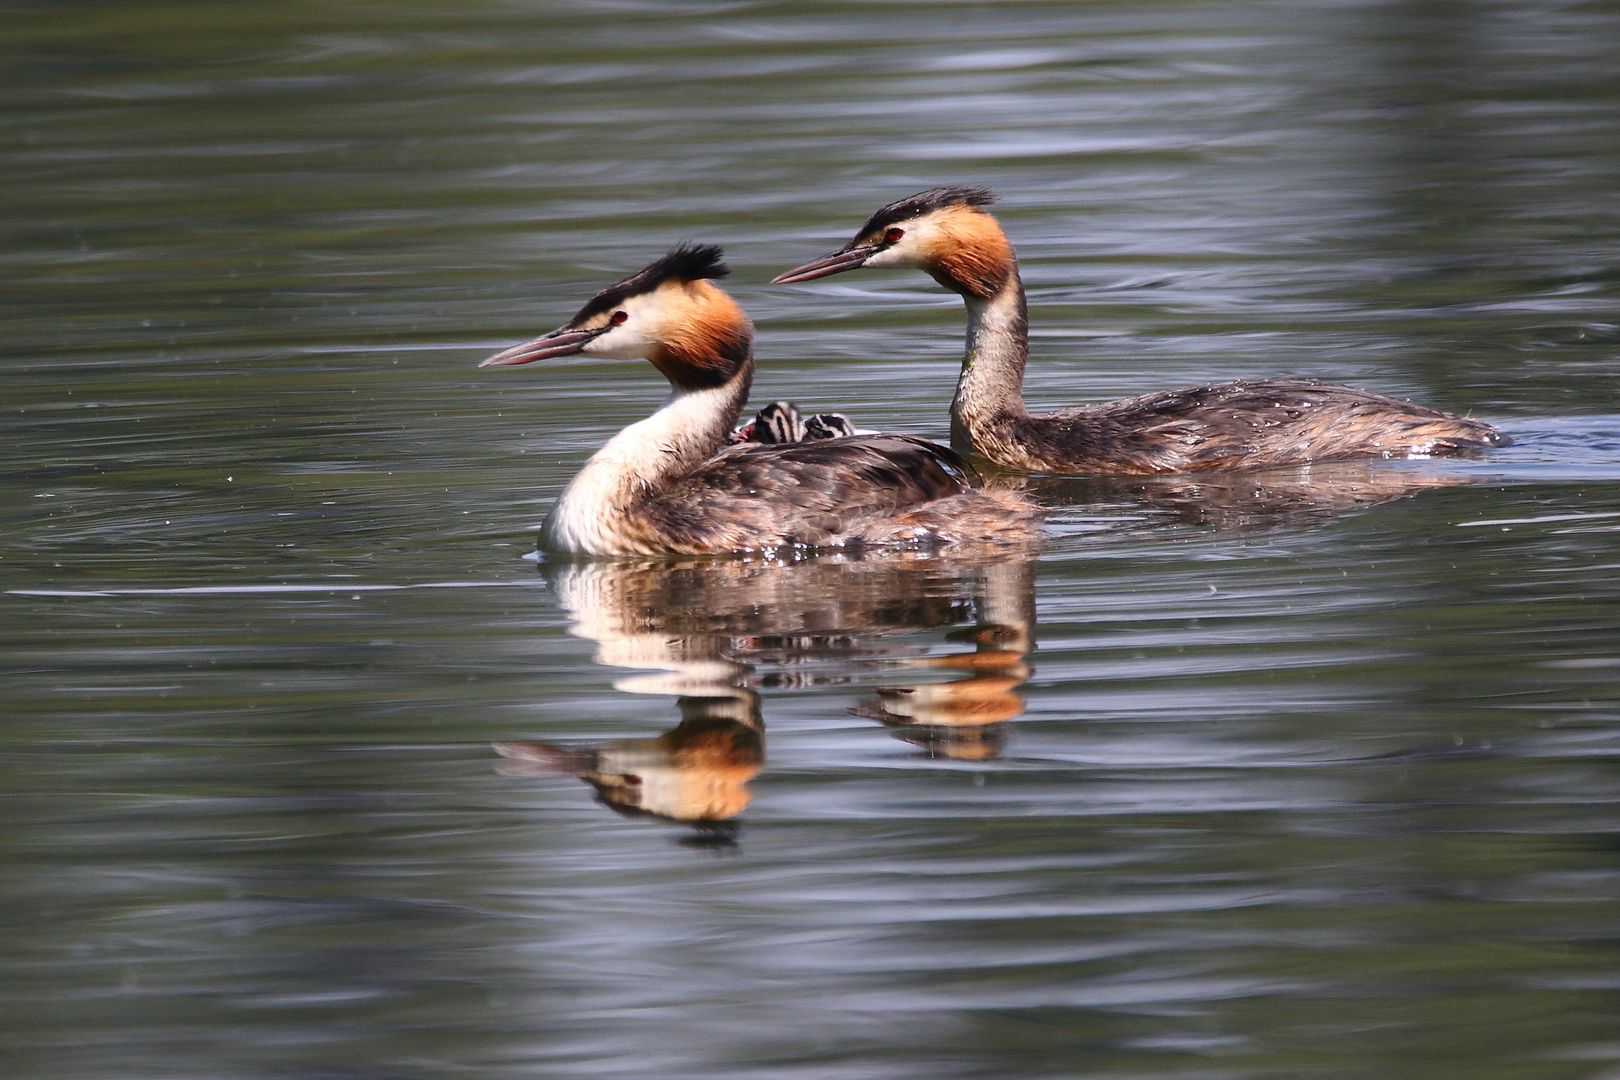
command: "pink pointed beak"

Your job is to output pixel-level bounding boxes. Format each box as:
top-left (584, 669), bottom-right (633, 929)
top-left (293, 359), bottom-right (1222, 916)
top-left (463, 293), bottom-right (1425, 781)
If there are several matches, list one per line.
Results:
top-left (770, 242), bottom-right (880, 284)
top-left (479, 325), bottom-right (606, 367)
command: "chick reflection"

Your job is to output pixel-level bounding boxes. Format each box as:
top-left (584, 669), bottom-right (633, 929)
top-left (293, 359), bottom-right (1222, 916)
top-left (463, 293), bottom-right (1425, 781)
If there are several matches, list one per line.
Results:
top-left (496, 551), bottom-right (1041, 835)
top-left (495, 689), bottom-right (762, 836)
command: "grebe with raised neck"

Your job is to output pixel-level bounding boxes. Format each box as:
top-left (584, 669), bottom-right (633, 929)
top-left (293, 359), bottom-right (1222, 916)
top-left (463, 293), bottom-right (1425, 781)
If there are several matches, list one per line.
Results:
top-left (481, 243), bottom-right (1040, 556)
top-left (774, 187), bottom-right (1508, 476)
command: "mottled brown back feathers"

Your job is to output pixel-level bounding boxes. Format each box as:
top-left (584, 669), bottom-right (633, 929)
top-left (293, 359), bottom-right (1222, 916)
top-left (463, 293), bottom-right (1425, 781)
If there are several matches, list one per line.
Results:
top-left (986, 379), bottom-right (1509, 475)
top-left (602, 435), bottom-right (1044, 555)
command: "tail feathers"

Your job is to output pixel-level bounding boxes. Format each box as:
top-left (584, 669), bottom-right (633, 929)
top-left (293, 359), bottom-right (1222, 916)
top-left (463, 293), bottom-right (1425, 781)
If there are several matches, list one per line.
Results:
top-left (866, 489), bottom-right (1045, 547)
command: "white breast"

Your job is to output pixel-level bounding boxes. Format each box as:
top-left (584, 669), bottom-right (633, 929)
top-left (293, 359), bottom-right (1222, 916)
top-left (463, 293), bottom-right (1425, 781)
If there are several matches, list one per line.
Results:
top-left (540, 384), bottom-right (737, 555)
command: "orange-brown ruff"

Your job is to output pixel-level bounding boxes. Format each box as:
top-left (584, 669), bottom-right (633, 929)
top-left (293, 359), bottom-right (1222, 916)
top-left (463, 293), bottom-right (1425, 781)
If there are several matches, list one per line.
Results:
top-left (774, 187), bottom-right (1509, 476)
top-left (481, 244), bottom-right (1041, 556)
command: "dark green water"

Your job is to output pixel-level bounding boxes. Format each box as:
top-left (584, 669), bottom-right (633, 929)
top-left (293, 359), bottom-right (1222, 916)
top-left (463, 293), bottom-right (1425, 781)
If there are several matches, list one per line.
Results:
top-left (4, 2), bottom-right (1619, 1077)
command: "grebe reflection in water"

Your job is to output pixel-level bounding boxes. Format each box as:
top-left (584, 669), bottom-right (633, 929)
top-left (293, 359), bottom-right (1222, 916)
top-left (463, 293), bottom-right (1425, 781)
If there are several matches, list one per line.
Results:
top-left (492, 552), bottom-right (1041, 838)
top-left (495, 690), bottom-right (762, 837)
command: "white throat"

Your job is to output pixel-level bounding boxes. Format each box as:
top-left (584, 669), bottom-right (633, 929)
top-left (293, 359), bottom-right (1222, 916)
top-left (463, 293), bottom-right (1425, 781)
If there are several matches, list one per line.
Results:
top-left (541, 381), bottom-right (741, 554)
top-left (951, 273), bottom-right (1030, 451)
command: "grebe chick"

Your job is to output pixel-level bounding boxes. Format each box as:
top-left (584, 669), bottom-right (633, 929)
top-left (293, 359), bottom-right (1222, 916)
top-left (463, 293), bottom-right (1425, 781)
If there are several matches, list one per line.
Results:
top-left (743, 401), bottom-right (804, 443)
top-left (804, 412), bottom-right (857, 439)
top-left (481, 243), bottom-right (1041, 556)
top-left (774, 187), bottom-right (1509, 476)
top-left (728, 401), bottom-right (863, 444)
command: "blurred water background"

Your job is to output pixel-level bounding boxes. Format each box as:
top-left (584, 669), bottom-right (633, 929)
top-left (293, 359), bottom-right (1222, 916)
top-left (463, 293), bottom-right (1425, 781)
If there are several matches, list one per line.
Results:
top-left (4, 1), bottom-right (1619, 1077)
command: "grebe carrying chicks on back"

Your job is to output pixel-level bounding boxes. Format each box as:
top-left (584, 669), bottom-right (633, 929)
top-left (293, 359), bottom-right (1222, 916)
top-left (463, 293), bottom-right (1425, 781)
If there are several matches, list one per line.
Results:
top-left (481, 243), bottom-right (1040, 557)
top-left (774, 186), bottom-right (1509, 475)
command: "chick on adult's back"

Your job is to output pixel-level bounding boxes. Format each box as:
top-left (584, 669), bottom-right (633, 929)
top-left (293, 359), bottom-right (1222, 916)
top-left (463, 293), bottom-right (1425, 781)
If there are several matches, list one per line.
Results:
top-left (481, 244), bottom-right (1040, 556)
top-left (774, 187), bottom-right (1508, 476)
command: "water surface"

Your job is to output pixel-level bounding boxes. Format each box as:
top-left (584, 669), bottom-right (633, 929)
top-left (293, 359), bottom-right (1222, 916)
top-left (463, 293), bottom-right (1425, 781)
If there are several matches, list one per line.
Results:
top-left (4, 2), bottom-right (1619, 1077)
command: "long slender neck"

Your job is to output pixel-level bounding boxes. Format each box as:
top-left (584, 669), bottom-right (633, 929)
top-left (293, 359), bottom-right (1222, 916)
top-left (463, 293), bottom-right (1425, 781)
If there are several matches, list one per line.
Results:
top-left (543, 361), bottom-right (752, 554)
top-left (949, 268), bottom-right (1030, 459)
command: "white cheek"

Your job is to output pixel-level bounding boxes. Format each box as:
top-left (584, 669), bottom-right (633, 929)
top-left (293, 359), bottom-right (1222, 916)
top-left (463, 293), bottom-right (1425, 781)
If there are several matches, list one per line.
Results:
top-left (585, 326), bottom-right (659, 360)
top-left (863, 241), bottom-right (924, 270)
top-left (579, 292), bottom-right (669, 360)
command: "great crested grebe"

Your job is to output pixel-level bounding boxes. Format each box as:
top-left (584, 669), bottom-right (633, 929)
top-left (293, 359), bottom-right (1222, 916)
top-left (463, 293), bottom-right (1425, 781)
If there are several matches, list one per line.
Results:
top-left (773, 186), bottom-right (1509, 475)
top-left (481, 243), bottom-right (1040, 556)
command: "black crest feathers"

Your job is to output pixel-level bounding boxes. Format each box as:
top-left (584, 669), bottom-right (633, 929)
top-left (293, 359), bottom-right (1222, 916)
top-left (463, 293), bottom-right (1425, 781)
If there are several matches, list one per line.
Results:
top-left (570, 243), bottom-right (730, 326)
top-left (858, 186), bottom-right (995, 238)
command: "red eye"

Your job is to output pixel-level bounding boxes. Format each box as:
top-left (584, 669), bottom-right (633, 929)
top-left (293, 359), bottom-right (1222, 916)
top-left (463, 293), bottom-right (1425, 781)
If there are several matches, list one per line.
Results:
top-left (885, 227), bottom-right (905, 244)
top-left (611, 310), bottom-right (628, 325)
